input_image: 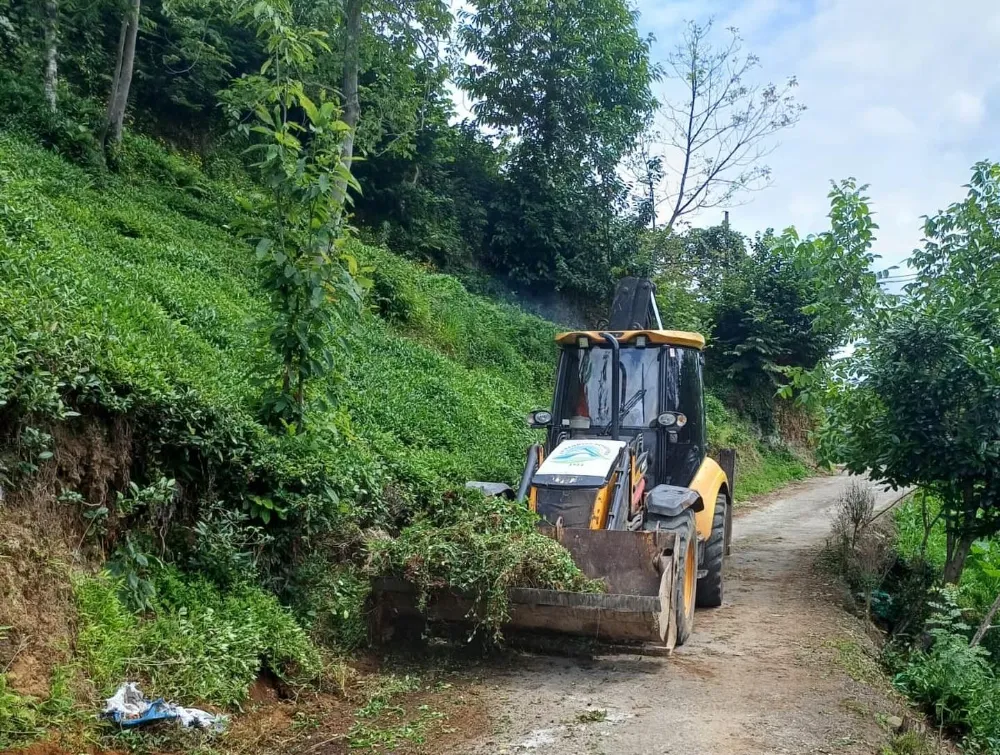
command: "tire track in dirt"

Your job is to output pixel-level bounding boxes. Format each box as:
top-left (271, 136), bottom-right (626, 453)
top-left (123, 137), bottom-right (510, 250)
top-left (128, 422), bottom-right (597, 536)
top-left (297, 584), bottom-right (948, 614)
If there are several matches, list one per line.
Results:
top-left (457, 474), bottom-right (907, 755)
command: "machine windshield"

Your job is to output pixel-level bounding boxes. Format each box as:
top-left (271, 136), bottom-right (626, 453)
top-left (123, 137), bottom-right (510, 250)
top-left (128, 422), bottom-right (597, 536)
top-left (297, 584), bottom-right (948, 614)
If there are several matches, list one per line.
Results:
top-left (559, 347), bottom-right (659, 429)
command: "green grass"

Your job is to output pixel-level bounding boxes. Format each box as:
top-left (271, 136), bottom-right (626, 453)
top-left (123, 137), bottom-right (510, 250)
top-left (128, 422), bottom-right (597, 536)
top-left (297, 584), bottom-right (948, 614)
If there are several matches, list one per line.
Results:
top-left (830, 636), bottom-right (884, 686)
top-left (881, 732), bottom-right (936, 755)
top-left (894, 493), bottom-right (947, 568)
top-left (707, 394), bottom-right (811, 502)
top-left (73, 567), bottom-right (322, 707)
top-left (0, 665), bottom-right (78, 751)
top-left (736, 447), bottom-right (811, 501)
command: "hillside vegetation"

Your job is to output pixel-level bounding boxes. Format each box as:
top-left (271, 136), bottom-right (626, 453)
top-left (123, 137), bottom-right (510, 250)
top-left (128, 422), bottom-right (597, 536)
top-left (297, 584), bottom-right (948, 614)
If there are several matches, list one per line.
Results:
top-left (0, 130), bottom-right (809, 750)
top-left (7, 1), bottom-right (1000, 753)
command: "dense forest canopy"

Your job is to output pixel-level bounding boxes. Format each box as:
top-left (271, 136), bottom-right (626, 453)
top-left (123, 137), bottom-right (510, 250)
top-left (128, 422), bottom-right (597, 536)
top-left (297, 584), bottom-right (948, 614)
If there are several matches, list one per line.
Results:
top-left (0, 0), bottom-right (811, 311)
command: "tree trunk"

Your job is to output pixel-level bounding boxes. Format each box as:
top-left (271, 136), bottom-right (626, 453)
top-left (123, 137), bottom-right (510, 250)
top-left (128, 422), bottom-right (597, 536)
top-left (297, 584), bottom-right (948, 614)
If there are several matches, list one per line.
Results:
top-left (943, 530), bottom-right (976, 584)
top-left (333, 0), bottom-right (362, 209)
top-left (43, 0), bottom-right (58, 112)
top-left (102, 0), bottom-right (141, 151)
top-left (971, 590), bottom-right (1000, 648)
top-left (648, 174), bottom-right (656, 230)
top-left (98, 18), bottom-right (127, 149)
top-left (666, 70), bottom-right (698, 233)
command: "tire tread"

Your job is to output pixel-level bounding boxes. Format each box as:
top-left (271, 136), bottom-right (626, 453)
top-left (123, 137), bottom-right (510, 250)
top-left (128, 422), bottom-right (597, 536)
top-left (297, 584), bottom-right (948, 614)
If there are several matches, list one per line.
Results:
top-left (695, 494), bottom-right (727, 608)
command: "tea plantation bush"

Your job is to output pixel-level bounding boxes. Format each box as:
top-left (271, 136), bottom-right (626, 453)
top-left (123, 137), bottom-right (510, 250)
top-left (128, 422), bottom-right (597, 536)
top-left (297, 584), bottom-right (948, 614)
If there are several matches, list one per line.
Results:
top-left (0, 130), bottom-right (558, 711)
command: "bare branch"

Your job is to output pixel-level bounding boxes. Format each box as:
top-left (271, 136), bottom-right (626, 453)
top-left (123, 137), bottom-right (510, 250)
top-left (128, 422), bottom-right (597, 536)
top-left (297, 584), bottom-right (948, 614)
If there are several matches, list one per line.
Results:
top-left (644, 20), bottom-right (804, 232)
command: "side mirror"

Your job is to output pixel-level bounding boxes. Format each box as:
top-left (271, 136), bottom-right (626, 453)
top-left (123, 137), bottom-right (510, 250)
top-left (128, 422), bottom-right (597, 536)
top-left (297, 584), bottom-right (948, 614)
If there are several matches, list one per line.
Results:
top-left (527, 409), bottom-right (552, 429)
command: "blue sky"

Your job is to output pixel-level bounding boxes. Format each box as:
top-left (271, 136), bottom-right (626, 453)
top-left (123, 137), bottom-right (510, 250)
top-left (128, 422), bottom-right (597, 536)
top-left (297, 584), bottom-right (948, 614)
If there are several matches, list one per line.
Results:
top-left (634, 0), bottom-right (1000, 269)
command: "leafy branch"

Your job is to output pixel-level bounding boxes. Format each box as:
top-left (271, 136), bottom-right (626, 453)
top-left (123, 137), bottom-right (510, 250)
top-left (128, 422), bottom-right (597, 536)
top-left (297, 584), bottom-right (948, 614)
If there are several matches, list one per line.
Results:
top-left (224, 0), bottom-right (366, 427)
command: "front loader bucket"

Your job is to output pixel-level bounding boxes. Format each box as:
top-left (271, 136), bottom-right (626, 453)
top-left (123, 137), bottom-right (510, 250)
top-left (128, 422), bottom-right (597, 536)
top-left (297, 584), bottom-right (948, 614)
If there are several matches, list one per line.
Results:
top-left (371, 527), bottom-right (680, 648)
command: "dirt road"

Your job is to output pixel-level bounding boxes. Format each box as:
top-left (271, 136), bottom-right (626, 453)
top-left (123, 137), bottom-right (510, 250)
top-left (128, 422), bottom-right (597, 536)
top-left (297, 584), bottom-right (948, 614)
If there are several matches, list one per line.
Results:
top-left (459, 474), bottom-right (906, 755)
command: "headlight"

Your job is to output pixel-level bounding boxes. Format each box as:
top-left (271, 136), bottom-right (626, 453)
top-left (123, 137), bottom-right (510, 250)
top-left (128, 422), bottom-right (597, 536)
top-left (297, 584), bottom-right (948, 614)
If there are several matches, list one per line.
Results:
top-left (528, 410), bottom-right (552, 427)
top-left (657, 412), bottom-right (687, 428)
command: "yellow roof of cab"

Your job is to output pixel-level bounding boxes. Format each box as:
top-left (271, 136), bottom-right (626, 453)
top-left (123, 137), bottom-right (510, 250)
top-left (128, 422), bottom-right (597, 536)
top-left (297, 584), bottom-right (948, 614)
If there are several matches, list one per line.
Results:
top-left (555, 330), bottom-right (706, 350)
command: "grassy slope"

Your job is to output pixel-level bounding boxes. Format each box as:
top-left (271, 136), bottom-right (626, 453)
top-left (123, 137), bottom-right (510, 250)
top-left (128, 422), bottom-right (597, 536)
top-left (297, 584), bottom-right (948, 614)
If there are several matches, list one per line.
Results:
top-left (0, 131), bottom-right (801, 503)
top-left (0, 132), bottom-right (809, 742)
top-left (0, 133), bottom-right (552, 496)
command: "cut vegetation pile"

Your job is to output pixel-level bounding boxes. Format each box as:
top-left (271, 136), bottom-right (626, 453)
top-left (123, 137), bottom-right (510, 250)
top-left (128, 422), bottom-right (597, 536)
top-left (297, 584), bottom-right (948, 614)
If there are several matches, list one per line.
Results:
top-left (0, 130), bottom-right (811, 749)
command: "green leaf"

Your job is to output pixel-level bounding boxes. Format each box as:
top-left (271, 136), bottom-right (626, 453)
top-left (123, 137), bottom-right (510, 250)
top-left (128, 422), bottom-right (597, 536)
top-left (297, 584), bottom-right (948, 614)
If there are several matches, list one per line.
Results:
top-left (299, 93), bottom-right (320, 125)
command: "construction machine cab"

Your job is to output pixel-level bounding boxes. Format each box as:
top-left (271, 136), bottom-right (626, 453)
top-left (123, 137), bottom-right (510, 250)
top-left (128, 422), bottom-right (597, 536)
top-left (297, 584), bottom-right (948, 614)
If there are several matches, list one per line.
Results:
top-left (524, 277), bottom-right (721, 523)
top-left (545, 328), bottom-right (707, 489)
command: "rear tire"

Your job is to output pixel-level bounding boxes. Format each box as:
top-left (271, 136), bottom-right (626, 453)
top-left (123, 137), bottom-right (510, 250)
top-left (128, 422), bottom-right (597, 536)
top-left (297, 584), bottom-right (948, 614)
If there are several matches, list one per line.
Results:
top-left (696, 494), bottom-right (727, 608)
top-left (645, 509), bottom-right (697, 645)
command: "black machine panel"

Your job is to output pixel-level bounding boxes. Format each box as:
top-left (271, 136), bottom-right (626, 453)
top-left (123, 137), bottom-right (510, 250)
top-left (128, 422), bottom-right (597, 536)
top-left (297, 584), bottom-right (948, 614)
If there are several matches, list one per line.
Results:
top-left (608, 277), bottom-right (658, 330)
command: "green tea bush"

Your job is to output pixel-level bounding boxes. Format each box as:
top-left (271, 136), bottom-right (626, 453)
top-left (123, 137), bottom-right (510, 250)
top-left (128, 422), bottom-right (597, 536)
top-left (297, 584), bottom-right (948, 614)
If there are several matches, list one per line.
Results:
top-left (357, 245), bottom-right (558, 393)
top-left (365, 489), bottom-right (604, 636)
top-left (370, 258), bottom-right (432, 328)
top-left (0, 129), bottom-right (555, 566)
top-left (0, 71), bottom-right (104, 169)
top-left (74, 568), bottom-right (321, 707)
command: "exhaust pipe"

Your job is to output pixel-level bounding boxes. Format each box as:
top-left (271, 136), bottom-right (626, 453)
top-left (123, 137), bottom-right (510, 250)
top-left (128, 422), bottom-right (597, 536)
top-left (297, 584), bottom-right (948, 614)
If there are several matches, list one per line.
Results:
top-left (516, 443), bottom-right (541, 503)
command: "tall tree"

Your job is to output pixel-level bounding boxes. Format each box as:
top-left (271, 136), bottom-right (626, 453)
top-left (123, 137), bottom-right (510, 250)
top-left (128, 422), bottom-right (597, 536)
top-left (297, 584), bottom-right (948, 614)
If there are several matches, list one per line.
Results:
top-left (102, 0), bottom-right (142, 151)
top-left (457, 0), bottom-right (655, 298)
top-left (625, 124), bottom-right (664, 230)
top-left (43, 0), bottom-right (58, 111)
top-left (459, 0), bottom-right (653, 166)
top-left (332, 0), bottom-right (362, 208)
top-left (296, 0), bottom-right (450, 211)
top-left (656, 21), bottom-right (804, 231)
top-left (226, 0), bottom-right (362, 425)
top-left (822, 162), bottom-right (1000, 584)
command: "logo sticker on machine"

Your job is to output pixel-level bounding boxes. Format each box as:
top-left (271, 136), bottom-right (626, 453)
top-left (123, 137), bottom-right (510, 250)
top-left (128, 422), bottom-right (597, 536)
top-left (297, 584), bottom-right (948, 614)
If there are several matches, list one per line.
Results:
top-left (537, 439), bottom-right (626, 480)
top-left (550, 443), bottom-right (612, 463)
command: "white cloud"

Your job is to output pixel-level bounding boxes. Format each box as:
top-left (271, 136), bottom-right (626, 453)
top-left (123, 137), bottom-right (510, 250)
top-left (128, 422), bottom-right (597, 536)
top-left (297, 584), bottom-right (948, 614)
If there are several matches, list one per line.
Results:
top-left (859, 106), bottom-right (918, 138)
top-left (947, 90), bottom-right (986, 127)
top-left (634, 0), bottom-right (1000, 269)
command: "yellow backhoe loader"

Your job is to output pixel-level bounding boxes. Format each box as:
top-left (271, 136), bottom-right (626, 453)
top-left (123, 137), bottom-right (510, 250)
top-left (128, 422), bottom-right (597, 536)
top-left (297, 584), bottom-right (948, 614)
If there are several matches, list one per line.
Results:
top-left (373, 278), bottom-right (734, 649)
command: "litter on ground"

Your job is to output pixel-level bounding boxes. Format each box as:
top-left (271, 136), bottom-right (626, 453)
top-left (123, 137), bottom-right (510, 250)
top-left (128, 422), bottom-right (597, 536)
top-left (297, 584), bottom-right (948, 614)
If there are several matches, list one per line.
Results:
top-left (103, 682), bottom-right (227, 731)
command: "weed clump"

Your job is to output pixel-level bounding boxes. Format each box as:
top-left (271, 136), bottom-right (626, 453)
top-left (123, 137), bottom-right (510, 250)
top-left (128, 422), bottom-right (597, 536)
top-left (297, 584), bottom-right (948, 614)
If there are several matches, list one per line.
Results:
top-left (0, 664), bottom-right (77, 751)
top-left (892, 589), bottom-right (1000, 753)
top-left (73, 567), bottom-right (321, 707)
top-left (365, 490), bottom-right (604, 636)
